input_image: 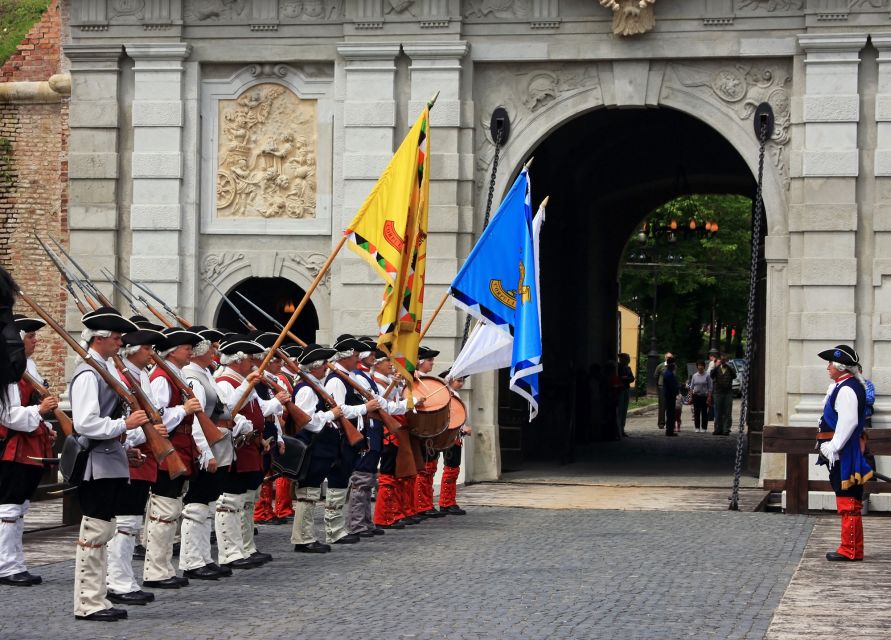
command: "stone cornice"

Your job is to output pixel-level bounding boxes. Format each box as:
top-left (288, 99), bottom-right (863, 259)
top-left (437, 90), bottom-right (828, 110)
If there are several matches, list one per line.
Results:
top-left (402, 41), bottom-right (469, 60)
top-left (63, 44), bottom-right (123, 63)
top-left (336, 43), bottom-right (401, 61)
top-left (797, 34), bottom-right (867, 54)
top-left (125, 43), bottom-right (192, 60)
top-left (870, 34), bottom-right (891, 56)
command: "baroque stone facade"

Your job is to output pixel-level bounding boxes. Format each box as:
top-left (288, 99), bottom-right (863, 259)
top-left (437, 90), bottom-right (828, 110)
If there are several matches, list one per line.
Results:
top-left (47, 0), bottom-right (891, 495)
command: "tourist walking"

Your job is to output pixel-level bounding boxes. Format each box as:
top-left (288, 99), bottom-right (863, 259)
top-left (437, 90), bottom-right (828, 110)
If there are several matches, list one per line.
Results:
top-left (654, 352), bottom-right (672, 429)
top-left (662, 362), bottom-right (679, 436)
top-left (689, 360), bottom-right (713, 433)
top-left (710, 355), bottom-right (736, 435)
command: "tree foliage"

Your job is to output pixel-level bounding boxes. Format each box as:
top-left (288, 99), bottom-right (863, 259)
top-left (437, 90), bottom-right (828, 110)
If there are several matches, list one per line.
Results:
top-left (619, 194), bottom-right (753, 376)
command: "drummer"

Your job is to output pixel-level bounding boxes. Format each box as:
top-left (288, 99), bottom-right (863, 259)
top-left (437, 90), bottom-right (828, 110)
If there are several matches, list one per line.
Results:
top-left (438, 372), bottom-right (470, 515)
top-left (413, 346), bottom-right (446, 520)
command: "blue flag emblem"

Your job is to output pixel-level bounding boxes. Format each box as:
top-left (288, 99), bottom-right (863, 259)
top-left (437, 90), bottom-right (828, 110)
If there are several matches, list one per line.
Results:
top-left (450, 168), bottom-right (542, 418)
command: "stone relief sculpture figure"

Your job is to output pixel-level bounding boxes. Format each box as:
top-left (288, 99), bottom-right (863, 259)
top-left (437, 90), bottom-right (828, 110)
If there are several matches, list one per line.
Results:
top-left (599, 0), bottom-right (656, 36)
top-left (216, 82), bottom-right (317, 219)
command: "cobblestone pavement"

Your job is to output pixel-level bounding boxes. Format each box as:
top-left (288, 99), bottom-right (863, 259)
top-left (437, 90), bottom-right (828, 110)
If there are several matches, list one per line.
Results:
top-left (4, 507), bottom-right (812, 640)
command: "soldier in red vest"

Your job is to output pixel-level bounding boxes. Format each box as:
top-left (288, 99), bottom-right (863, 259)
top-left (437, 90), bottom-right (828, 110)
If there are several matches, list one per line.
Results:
top-left (214, 337), bottom-right (286, 568)
top-left (413, 346), bottom-right (446, 520)
top-left (106, 321), bottom-right (167, 606)
top-left (142, 328), bottom-right (203, 589)
top-left (0, 315), bottom-right (58, 587)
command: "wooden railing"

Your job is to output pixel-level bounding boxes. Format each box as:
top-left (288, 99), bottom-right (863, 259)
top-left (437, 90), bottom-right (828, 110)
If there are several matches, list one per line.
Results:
top-left (762, 425), bottom-right (891, 514)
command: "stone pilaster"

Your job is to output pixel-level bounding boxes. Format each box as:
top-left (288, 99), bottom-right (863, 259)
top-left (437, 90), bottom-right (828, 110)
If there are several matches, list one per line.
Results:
top-left (334, 43), bottom-right (400, 335)
top-left (403, 41), bottom-right (469, 362)
top-left (789, 34), bottom-right (866, 424)
top-left (124, 42), bottom-right (190, 311)
top-left (63, 44), bottom-right (123, 309)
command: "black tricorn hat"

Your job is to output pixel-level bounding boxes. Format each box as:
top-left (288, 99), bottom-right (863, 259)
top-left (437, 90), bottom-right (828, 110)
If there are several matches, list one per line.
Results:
top-left (13, 314), bottom-right (45, 333)
top-left (82, 306), bottom-right (138, 333)
top-left (417, 346), bottom-right (440, 360)
top-left (219, 335), bottom-right (264, 356)
top-left (251, 332), bottom-right (281, 349)
top-left (129, 315), bottom-right (165, 332)
top-left (156, 327), bottom-right (203, 352)
top-left (818, 344), bottom-right (860, 367)
top-left (299, 344), bottom-right (336, 365)
top-left (122, 327), bottom-right (166, 347)
top-left (333, 336), bottom-right (367, 354)
top-left (280, 344), bottom-right (304, 360)
top-left (189, 324), bottom-right (225, 343)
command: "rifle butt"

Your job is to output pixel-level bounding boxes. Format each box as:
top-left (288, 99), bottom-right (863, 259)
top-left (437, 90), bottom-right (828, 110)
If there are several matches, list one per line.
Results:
top-left (338, 416), bottom-right (364, 447)
top-left (196, 411), bottom-right (226, 446)
top-left (53, 409), bottom-right (74, 438)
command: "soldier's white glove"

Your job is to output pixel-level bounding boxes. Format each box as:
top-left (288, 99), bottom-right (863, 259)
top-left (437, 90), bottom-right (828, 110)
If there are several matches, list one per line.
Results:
top-left (232, 414), bottom-right (253, 438)
top-left (198, 449), bottom-right (215, 470)
top-left (820, 441), bottom-right (836, 468)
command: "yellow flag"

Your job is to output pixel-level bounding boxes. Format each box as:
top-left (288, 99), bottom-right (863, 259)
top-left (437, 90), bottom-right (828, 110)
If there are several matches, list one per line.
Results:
top-left (344, 106), bottom-right (431, 384)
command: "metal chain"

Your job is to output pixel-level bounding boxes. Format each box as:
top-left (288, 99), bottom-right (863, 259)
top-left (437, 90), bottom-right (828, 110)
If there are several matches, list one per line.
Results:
top-left (729, 119), bottom-right (769, 511)
top-left (460, 126), bottom-right (504, 347)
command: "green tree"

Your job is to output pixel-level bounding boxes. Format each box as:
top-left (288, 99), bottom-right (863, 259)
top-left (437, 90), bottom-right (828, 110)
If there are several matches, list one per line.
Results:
top-left (0, 0), bottom-right (49, 66)
top-left (620, 194), bottom-right (753, 378)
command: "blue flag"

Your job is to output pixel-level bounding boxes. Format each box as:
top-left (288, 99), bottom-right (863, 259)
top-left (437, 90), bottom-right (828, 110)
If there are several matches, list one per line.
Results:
top-left (450, 168), bottom-right (542, 418)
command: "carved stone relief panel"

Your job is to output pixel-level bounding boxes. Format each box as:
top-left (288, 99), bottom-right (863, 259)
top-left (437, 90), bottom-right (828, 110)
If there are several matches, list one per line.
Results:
top-left (473, 63), bottom-right (601, 185)
top-left (279, 0), bottom-right (344, 21)
top-left (464, 0), bottom-right (533, 19)
top-left (185, 0), bottom-right (252, 23)
top-left (201, 65), bottom-right (334, 235)
top-left (217, 82), bottom-right (317, 220)
top-left (736, 0), bottom-right (802, 11)
top-left (667, 62), bottom-right (792, 187)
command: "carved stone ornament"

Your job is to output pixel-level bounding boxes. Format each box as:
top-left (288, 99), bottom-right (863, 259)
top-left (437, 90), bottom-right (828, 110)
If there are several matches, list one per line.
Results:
top-left (185, 0), bottom-right (252, 22)
top-left (201, 252), bottom-right (247, 283)
top-left (736, 0), bottom-right (803, 11)
top-left (280, 0), bottom-right (344, 21)
top-left (109, 0), bottom-right (146, 19)
top-left (285, 253), bottom-right (331, 289)
top-left (216, 83), bottom-right (318, 220)
top-left (671, 63), bottom-right (792, 185)
top-left (599, 0), bottom-right (656, 36)
top-left (464, 0), bottom-right (532, 19)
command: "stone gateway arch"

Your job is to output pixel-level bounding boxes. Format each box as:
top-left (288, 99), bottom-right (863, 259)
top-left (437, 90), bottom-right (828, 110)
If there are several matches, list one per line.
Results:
top-left (64, 1), bottom-right (891, 499)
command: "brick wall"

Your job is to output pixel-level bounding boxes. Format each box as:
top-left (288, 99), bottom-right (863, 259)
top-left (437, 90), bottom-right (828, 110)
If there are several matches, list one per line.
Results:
top-left (0, 0), bottom-right (69, 394)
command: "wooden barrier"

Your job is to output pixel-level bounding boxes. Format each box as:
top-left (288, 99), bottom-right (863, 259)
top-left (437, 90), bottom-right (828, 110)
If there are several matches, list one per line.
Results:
top-left (762, 425), bottom-right (891, 514)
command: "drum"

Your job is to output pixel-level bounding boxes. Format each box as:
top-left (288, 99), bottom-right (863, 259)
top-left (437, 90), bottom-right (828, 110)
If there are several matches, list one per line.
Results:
top-left (271, 434), bottom-right (309, 481)
top-left (405, 375), bottom-right (451, 438)
top-left (425, 394), bottom-right (466, 452)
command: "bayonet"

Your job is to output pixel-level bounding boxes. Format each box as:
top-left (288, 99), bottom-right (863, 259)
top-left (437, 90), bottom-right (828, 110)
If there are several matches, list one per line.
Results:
top-left (101, 268), bottom-right (142, 315)
top-left (121, 274), bottom-right (188, 326)
top-left (205, 279), bottom-right (255, 331)
top-left (235, 291), bottom-right (286, 332)
top-left (36, 234), bottom-right (95, 307)
top-left (48, 235), bottom-right (111, 306)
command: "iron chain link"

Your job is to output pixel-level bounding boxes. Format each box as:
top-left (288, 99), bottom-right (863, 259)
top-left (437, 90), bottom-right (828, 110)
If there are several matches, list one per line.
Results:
top-left (729, 119), bottom-right (769, 510)
top-left (460, 126), bottom-right (503, 348)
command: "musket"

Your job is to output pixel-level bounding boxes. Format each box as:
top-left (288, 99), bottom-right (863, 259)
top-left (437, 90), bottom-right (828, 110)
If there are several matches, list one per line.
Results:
top-left (123, 274), bottom-right (189, 327)
top-left (147, 352), bottom-right (226, 446)
top-left (101, 268), bottom-right (143, 316)
top-left (205, 280), bottom-right (312, 433)
top-left (111, 355), bottom-right (187, 478)
top-left (236, 292), bottom-right (412, 465)
top-left (21, 371), bottom-right (74, 438)
top-left (36, 235), bottom-right (97, 312)
top-left (16, 288), bottom-right (184, 477)
top-left (48, 236), bottom-right (111, 306)
top-left (122, 282), bottom-right (172, 328)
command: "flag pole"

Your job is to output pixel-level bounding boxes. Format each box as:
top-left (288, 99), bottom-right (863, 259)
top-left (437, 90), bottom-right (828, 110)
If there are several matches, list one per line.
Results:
top-left (419, 291), bottom-right (449, 341)
top-left (231, 234), bottom-right (348, 414)
top-left (524, 156), bottom-right (534, 170)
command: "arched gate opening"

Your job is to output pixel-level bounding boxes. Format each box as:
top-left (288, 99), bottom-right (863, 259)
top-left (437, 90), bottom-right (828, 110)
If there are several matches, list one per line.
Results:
top-left (214, 276), bottom-right (319, 343)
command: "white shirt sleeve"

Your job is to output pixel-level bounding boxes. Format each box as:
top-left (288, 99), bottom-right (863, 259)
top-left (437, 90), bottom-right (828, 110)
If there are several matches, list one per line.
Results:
top-left (125, 428), bottom-right (146, 448)
top-left (294, 385), bottom-right (334, 433)
top-left (258, 395), bottom-right (283, 418)
top-left (326, 376), bottom-right (366, 419)
top-left (828, 385), bottom-right (860, 456)
top-left (187, 378), bottom-right (213, 464)
top-left (150, 376), bottom-right (186, 434)
top-left (70, 372), bottom-right (127, 439)
top-left (0, 383), bottom-right (42, 433)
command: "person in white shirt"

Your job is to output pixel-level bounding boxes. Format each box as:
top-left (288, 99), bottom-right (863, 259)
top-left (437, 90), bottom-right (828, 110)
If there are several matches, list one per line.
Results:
top-left (0, 315), bottom-right (58, 587)
top-left (688, 360), bottom-right (713, 433)
top-left (68, 307), bottom-right (144, 622)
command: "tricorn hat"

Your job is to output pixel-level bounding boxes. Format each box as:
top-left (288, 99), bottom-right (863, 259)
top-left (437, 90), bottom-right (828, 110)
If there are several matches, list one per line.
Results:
top-left (156, 327), bottom-right (203, 352)
top-left (818, 344), bottom-right (859, 367)
top-left (333, 335), bottom-right (366, 355)
top-left (13, 314), bottom-right (45, 333)
top-left (299, 343), bottom-right (336, 365)
top-left (129, 315), bottom-right (165, 332)
top-left (122, 327), bottom-right (166, 347)
top-left (189, 325), bottom-right (226, 343)
top-left (219, 335), bottom-right (264, 356)
top-left (280, 344), bottom-right (304, 360)
top-left (417, 346), bottom-right (440, 360)
top-left (82, 306), bottom-right (138, 333)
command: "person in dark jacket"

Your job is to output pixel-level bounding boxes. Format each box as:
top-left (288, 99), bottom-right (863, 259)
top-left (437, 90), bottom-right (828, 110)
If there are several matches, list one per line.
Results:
top-left (710, 355), bottom-right (737, 435)
top-left (662, 361), bottom-right (679, 437)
